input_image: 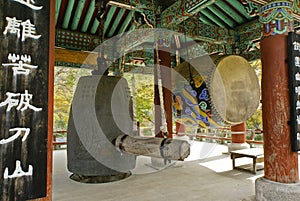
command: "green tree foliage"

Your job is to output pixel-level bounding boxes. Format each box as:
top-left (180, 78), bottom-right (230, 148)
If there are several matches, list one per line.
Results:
top-left (246, 106), bottom-right (262, 130)
top-left (54, 67), bottom-right (91, 131)
top-left (124, 73), bottom-right (154, 127)
top-left (246, 60), bottom-right (262, 130)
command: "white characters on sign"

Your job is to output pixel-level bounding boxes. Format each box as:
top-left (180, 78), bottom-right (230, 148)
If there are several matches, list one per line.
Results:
top-left (3, 160), bottom-right (33, 179)
top-left (21, 19), bottom-right (41, 41)
top-left (297, 100), bottom-right (300, 110)
top-left (0, 128), bottom-right (30, 144)
top-left (295, 72), bottom-right (300, 81)
top-left (293, 41), bottom-right (300, 52)
top-left (297, 115), bottom-right (300, 125)
top-left (0, 92), bottom-right (20, 111)
top-left (0, 90), bottom-right (42, 112)
top-left (295, 56), bottom-right (300, 68)
top-left (295, 86), bottom-right (300, 95)
top-left (3, 17), bottom-right (41, 41)
top-left (11, 0), bottom-right (43, 10)
top-left (3, 17), bottom-right (21, 38)
top-left (2, 53), bottom-right (37, 75)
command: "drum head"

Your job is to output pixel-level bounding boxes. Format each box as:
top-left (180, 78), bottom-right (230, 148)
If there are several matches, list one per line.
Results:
top-left (210, 55), bottom-right (260, 124)
top-left (173, 55), bottom-right (260, 127)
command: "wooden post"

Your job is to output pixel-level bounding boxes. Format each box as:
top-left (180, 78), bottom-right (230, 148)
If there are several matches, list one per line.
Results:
top-left (261, 34), bottom-right (298, 183)
top-left (256, 4), bottom-right (299, 200)
top-left (228, 122), bottom-right (250, 152)
top-left (160, 50), bottom-right (173, 138)
top-left (154, 50), bottom-right (163, 137)
top-left (176, 121), bottom-right (186, 136)
top-left (231, 122), bottom-right (246, 143)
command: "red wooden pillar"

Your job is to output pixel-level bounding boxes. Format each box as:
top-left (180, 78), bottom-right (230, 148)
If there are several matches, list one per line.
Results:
top-left (160, 50), bottom-right (173, 138)
top-left (231, 122), bottom-right (246, 143)
top-left (229, 122), bottom-right (249, 152)
top-left (176, 121), bottom-right (186, 136)
top-left (261, 34), bottom-right (298, 183)
top-left (256, 2), bottom-right (299, 201)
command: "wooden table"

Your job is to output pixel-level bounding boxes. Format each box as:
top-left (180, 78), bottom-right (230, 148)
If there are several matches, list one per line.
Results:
top-left (230, 148), bottom-right (264, 174)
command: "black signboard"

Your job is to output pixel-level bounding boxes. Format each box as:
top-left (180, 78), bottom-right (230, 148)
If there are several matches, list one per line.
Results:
top-left (0, 0), bottom-right (50, 200)
top-left (288, 32), bottom-right (300, 152)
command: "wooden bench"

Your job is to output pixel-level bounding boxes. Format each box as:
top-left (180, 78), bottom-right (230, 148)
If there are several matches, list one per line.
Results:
top-left (230, 148), bottom-right (264, 174)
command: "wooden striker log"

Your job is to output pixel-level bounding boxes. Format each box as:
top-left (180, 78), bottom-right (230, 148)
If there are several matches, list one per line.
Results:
top-left (115, 135), bottom-right (190, 161)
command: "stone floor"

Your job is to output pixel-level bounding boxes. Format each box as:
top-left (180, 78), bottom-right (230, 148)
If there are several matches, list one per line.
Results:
top-left (52, 140), bottom-right (272, 201)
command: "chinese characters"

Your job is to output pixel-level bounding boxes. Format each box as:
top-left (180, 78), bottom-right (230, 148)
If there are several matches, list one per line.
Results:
top-left (12, 0), bottom-right (43, 10)
top-left (2, 53), bottom-right (38, 75)
top-left (1, 0), bottom-right (45, 183)
top-left (0, 128), bottom-right (30, 145)
top-left (0, 90), bottom-right (42, 112)
top-left (4, 160), bottom-right (33, 179)
top-left (3, 17), bottom-right (41, 42)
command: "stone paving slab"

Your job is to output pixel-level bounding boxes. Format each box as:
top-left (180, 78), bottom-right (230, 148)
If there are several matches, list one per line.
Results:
top-left (53, 141), bottom-right (268, 201)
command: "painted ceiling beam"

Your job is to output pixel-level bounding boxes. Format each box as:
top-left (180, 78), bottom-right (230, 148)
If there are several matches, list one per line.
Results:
top-left (108, 8), bottom-right (126, 37)
top-left (175, 17), bottom-right (234, 44)
top-left (200, 9), bottom-right (228, 28)
top-left (118, 10), bottom-right (134, 34)
top-left (62, 0), bottom-right (75, 29)
top-left (227, 0), bottom-right (253, 20)
top-left (103, 6), bottom-right (117, 36)
top-left (90, 18), bottom-right (100, 34)
top-left (199, 13), bottom-right (217, 25)
top-left (81, 0), bottom-right (96, 32)
top-left (206, 4), bottom-right (237, 28)
top-left (162, 0), bottom-right (218, 28)
top-left (55, 0), bottom-right (62, 26)
top-left (215, 1), bottom-right (245, 24)
top-left (71, 0), bottom-right (87, 30)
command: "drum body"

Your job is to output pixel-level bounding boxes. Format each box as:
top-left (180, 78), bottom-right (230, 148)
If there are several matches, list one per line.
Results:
top-left (173, 55), bottom-right (260, 127)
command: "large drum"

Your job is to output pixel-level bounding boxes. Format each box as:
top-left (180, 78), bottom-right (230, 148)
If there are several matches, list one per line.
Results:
top-left (172, 55), bottom-right (260, 128)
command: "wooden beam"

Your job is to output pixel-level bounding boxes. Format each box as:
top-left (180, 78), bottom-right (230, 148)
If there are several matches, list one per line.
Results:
top-left (162, 0), bottom-right (218, 28)
top-left (55, 47), bottom-right (98, 65)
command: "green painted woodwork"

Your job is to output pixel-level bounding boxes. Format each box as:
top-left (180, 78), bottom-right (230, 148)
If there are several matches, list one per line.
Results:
top-left (200, 9), bottom-right (228, 28)
top-left (227, 0), bottom-right (253, 20)
top-left (241, 0), bottom-right (260, 17)
top-left (103, 6), bottom-right (117, 36)
top-left (129, 21), bottom-right (135, 30)
top-left (108, 8), bottom-right (126, 37)
top-left (55, 29), bottom-right (100, 51)
top-left (162, 0), bottom-right (218, 28)
top-left (55, 0), bottom-right (62, 26)
top-left (215, 1), bottom-right (245, 24)
top-left (118, 10), bottom-right (135, 34)
top-left (207, 4), bottom-right (237, 28)
top-left (90, 19), bottom-right (100, 34)
top-left (81, 0), bottom-right (96, 32)
top-left (260, 1), bottom-right (293, 36)
top-left (62, 0), bottom-right (75, 29)
top-left (71, 0), bottom-right (86, 31)
top-left (199, 14), bottom-right (218, 26)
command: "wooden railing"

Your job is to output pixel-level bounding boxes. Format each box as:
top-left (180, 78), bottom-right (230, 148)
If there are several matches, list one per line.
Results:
top-left (194, 129), bottom-right (264, 146)
top-left (52, 128), bottom-right (264, 150)
top-left (53, 130), bottom-right (67, 150)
